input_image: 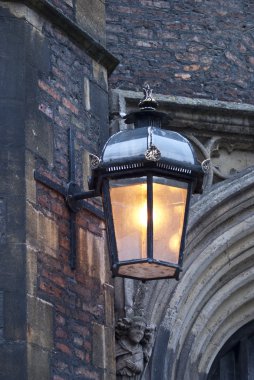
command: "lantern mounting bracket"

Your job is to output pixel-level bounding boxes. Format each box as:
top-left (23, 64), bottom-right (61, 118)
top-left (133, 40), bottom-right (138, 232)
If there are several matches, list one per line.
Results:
top-left (34, 127), bottom-right (104, 270)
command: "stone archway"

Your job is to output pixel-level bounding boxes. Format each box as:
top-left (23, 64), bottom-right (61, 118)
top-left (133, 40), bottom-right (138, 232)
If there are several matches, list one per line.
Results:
top-left (147, 167), bottom-right (254, 379)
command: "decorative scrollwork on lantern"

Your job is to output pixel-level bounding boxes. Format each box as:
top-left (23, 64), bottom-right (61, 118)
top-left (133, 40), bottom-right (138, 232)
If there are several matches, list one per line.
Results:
top-left (145, 145), bottom-right (161, 161)
top-left (89, 153), bottom-right (100, 169)
top-left (201, 158), bottom-right (211, 173)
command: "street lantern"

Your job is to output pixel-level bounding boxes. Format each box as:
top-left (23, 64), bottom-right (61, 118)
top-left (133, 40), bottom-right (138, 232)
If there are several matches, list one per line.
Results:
top-left (89, 86), bottom-right (204, 280)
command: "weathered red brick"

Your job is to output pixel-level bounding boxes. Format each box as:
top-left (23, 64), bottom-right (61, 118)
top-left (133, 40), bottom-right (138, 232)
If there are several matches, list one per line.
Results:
top-left (56, 314), bottom-right (66, 326)
top-left (62, 97), bottom-right (79, 115)
top-left (37, 194), bottom-right (50, 209)
top-left (183, 64), bottom-right (200, 72)
top-left (38, 80), bottom-right (61, 101)
top-left (70, 282), bottom-right (92, 299)
top-left (84, 340), bottom-right (92, 351)
top-left (51, 201), bottom-right (69, 219)
top-left (42, 269), bottom-right (66, 288)
top-left (39, 280), bottom-right (63, 298)
top-left (56, 327), bottom-right (68, 339)
top-left (71, 323), bottom-right (89, 337)
top-left (56, 343), bottom-right (72, 356)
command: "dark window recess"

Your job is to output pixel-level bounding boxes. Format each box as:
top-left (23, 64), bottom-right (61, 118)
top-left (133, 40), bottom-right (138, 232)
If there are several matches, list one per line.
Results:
top-left (208, 321), bottom-right (254, 380)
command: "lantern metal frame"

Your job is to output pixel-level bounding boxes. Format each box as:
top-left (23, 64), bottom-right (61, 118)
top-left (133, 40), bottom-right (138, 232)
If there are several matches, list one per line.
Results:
top-left (101, 171), bottom-right (193, 281)
top-left (89, 133), bottom-right (203, 280)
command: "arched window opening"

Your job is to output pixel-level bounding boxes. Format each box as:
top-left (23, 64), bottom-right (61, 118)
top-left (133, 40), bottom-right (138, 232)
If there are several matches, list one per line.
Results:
top-left (208, 321), bottom-right (254, 380)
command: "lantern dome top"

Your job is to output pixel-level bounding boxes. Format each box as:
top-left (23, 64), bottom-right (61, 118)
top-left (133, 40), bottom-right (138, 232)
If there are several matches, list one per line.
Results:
top-left (89, 126), bottom-right (204, 194)
top-left (101, 126), bottom-right (199, 169)
top-left (90, 86), bottom-right (204, 195)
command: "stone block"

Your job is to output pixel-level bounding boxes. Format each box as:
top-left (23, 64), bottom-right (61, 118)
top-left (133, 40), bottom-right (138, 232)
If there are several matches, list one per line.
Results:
top-left (93, 323), bottom-right (115, 375)
top-left (76, 0), bottom-right (106, 45)
top-left (90, 81), bottom-right (109, 147)
top-left (27, 203), bottom-right (59, 257)
top-left (25, 117), bottom-right (53, 165)
top-left (105, 325), bottom-right (116, 376)
top-left (104, 283), bottom-right (114, 327)
top-left (92, 60), bottom-right (108, 90)
top-left (27, 343), bottom-right (50, 380)
top-left (92, 323), bottom-right (106, 369)
top-left (26, 246), bottom-right (38, 297)
top-left (25, 151), bottom-right (36, 203)
top-left (27, 295), bottom-right (53, 350)
top-left (83, 77), bottom-right (91, 111)
top-left (78, 228), bottom-right (106, 283)
top-left (82, 149), bottom-right (91, 191)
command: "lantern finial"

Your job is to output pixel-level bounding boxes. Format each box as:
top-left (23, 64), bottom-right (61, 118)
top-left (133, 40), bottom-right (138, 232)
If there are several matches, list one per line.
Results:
top-left (139, 84), bottom-right (158, 110)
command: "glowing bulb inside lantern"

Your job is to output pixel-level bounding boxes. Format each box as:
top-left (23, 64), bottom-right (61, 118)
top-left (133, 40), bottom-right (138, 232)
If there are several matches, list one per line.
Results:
top-left (138, 202), bottom-right (147, 227)
top-left (137, 202), bottom-right (163, 228)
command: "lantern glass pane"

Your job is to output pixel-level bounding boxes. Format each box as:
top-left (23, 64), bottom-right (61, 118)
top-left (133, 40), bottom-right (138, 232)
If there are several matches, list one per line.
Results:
top-left (153, 177), bottom-right (188, 264)
top-left (109, 177), bottom-right (147, 261)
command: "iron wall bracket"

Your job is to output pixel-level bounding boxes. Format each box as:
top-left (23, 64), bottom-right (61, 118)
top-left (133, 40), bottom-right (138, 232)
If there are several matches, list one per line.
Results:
top-left (34, 127), bottom-right (104, 269)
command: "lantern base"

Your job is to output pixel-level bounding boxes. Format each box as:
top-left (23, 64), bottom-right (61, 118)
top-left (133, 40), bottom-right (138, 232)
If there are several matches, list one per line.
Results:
top-left (114, 262), bottom-right (181, 281)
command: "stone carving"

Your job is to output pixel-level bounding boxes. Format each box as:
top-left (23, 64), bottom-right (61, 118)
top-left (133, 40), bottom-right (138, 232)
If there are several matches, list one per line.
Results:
top-left (115, 316), bottom-right (156, 379)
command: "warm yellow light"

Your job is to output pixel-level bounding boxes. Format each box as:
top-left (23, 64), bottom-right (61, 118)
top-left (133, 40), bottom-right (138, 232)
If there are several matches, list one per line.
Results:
top-left (138, 202), bottom-right (147, 227)
top-left (109, 178), bottom-right (187, 266)
top-left (136, 201), bottom-right (163, 228)
top-left (110, 180), bottom-right (147, 261)
top-left (173, 203), bottom-right (185, 217)
top-left (153, 182), bottom-right (187, 264)
top-left (168, 233), bottom-right (181, 255)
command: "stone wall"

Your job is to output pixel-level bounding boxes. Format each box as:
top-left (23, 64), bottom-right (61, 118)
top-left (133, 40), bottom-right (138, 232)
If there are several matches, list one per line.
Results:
top-left (105, 1), bottom-right (254, 377)
top-left (106, 0), bottom-right (254, 103)
top-left (0, 1), bottom-right (117, 379)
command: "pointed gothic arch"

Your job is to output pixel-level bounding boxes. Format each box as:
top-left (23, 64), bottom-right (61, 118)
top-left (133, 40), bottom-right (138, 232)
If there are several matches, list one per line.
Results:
top-left (148, 167), bottom-right (254, 379)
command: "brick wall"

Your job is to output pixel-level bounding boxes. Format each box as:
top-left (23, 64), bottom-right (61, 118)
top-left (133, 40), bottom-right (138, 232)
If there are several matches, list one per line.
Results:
top-left (0, 2), bottom-right (117, 379)
top-left (30, 14), bottom-right (114, 380)
top-left (106, 0), bottom-right (254, 103)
